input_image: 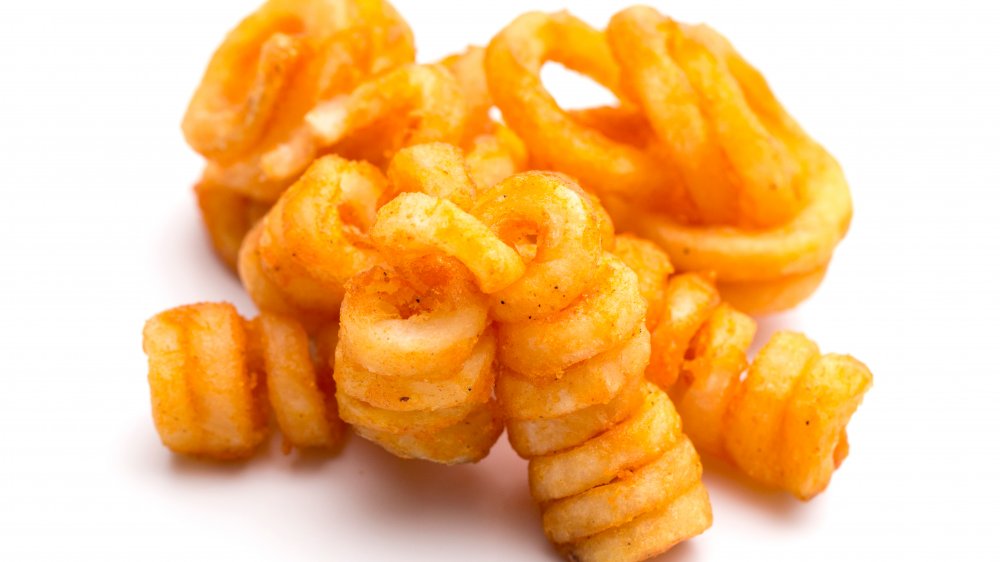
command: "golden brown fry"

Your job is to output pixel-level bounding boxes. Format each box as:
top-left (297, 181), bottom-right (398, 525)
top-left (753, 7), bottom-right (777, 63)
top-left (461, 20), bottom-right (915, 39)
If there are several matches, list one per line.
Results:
top-left (484, 175), bottom-right (711, 560)
top-left (184, 0), bottom-right (415, 200)
top-left (497, 328), bottom-right (649, 421)
top-left (384, 143), bottom-right (479, 210)
top-left (143, 303), bottom-right (268, 460)
top-left (472, 171), bottom-right (604, 324)
top-left (564, 482), bottom-right (712, 562)
top-left (485, 12), bottom-right (690, 212)
top-left (237, 155), bottom-right (387, 328)
top-left (607, 6), bottom-right (802, 228)
top-left (645, 273), bottom-right (873, 499)
top-left (248, 313), bottom-right (343, 450)
top-left (497, 255), bottom-right (646, 378)
top-left (338, 266), bottom-right (488, 380)
top-left (371, 192), bottom-right (525, 294)
top-left (353, 399), bottom-right (504, 465)
top-left (648, 273), bottom-right (721, 389)
top-left (723, 333), bottom-right (873, 499)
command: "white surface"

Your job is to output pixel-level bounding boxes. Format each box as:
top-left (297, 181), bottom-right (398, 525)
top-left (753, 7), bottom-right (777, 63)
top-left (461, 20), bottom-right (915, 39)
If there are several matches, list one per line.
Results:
top-left (1, 0), bottom-right (998, 560)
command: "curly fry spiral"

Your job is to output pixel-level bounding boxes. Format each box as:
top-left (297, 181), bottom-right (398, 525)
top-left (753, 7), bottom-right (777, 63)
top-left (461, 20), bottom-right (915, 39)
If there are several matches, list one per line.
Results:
top-left (484, 12), bottom-right (685, 212)
top-left (185, 0), bottom-right (415, 202)
top-left (142, 303), bottom-right (344, 460)
top-left (621, 238), bottom-right (873, 500)
top-left (487, 7), bottom-right (852, 314)
top-left (480, 174), bottom-right (712, 561)
top-left (332, 149), bottom-right (520, 464)
top-left (238, 155), bottom-right (387, 329)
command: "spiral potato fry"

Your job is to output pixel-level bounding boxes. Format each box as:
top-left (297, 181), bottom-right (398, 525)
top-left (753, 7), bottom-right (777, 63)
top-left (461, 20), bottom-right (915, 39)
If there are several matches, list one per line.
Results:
top-left (486, 7), bottom-right (853, 314)
top-left (184, 0), bottom-right (415, 202)
top-left (626, 259), bottom-right (873, 499)
top-left (480, 173), bottom-right (711, 561)
top-left (485, 12), bottom-right (692, 214)
top-left (607, 7), bottom-right (803, 228)
top-left (238, 155), bottom-right (387, 328)
top-left (142, 303), bottom-right (344, 460)
top-left (673, 317), bottom-right (872, 500)
top-left (333, 158), bottom-right (518, 464)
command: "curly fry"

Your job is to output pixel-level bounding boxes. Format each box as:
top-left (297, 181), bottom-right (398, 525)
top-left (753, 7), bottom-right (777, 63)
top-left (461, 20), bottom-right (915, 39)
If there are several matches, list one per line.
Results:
top-left (239, 155), bottom-right (387, 327)
top-left (142, 303), bottom-right (345, 459)
top-left (486, 177), bottom-right (712, 559)
top-left (485, 12), bottom-right (689, 213)
top-left (608, 6), bottom-right (803, 228)
top-left (640, 271), bottom-right (873, 499)
top-left (184, 0), bottom-right (415, 200)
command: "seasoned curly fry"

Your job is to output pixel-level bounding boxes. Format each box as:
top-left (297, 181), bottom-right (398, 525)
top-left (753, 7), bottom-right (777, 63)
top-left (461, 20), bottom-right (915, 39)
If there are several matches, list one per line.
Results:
top-left (238, 155), bottom-right (387, 327)
top-left (639, 270), bottom-right (873, 499)
top-left (485, 12), bottom-right (689, 213)
top-left (143, 303), bottom-right (268, 460)
top-left (142, 303), bottom-right (345, 459)
top-left (184, 0), bottom-right (415, 201)
top-left (472, 171), bottom-right (604, 324)
top-left (607, 6), bottom-right (803, 228)
top-left (485, 175), bottom-right (712, 559)
top-left (248, 313), bottom-right (343, 450)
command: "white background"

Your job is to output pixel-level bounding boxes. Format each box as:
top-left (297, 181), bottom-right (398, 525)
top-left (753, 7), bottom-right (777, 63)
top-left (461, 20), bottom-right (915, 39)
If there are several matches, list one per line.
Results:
top-left (1, 0), bottom-right (998, 560)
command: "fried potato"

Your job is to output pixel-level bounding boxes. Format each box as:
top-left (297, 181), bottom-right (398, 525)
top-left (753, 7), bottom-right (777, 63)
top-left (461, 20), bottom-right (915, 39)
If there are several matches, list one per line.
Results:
top-left (543, 437), bottom-right (702, 544)
top-left (339, 266), bottom-right (488, 379)
top-left (472, 171), bottom-right (603, 323)
top-left (463, 123), bottom-right (528, 190)
top-left (371, 192), bottom-right (525, 294)
top-left (497, 327), bottom-right (649, 421)
top-left (354, 399), bottom-right (503, 465)
top-left (725, 335), bottom-right (873, 499)
top-left (248, 312), bottom-right (343, 450)
top-left (485, 12), bottom-right (689, 212)
top-left (184, 0), bottom-right (416, 200)
top-left (507, 374), bottom-right (645, 459)
top-left (717, 265), bottom-right (829, 316)
top-left (608, 6), bottom-right (802, 228)
top-left (439, 46), bottom-right (493, 145)
top-left (611, 234), bottom-right (674, 330)
top-left (334, 329), bottom-right (495, 412)
top-left (497, 255), bottom-right (646, 378)
top-left (239, 222), bottom-right (331, 331)
top-left (670, 303), bottom-right (755, 457)
top-left (384, 143), bottom-right (478, 210)
top-left (528, 384), bottom-right (678, 502)
top-left (647, 272), bottom-right (720, 389)
top-left (336, 388), bottom-right (481, 434)
top-left (143, 303), bottom-right (268, 459)
top-left (564, 482), bottom-right (712, 562)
